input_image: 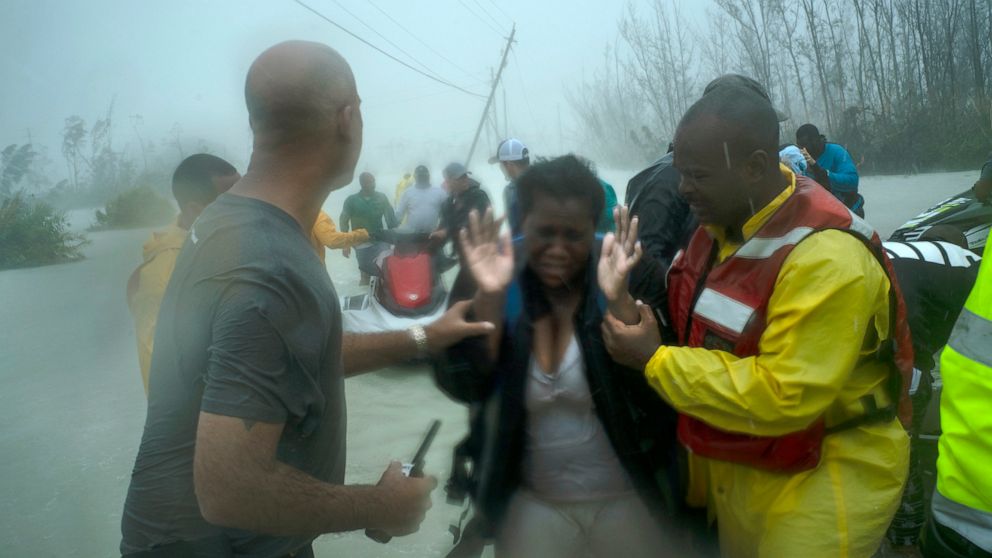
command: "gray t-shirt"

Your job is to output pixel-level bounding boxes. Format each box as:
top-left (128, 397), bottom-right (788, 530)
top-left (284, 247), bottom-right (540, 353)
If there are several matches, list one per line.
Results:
top-left (397, 183), bottom-right (447, 232)
top-left (121, 194), bottom-right (345, 557)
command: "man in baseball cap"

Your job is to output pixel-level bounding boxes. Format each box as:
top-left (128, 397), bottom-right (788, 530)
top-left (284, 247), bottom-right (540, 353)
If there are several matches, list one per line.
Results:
top-left (490, 138), bottom-right (531, 236)
top-left (433, 162), bottom-right (492, 275)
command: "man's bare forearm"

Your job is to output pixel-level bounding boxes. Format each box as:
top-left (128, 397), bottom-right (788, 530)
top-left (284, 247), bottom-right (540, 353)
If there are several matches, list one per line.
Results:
top-left (342, 330), bottom-right (419, 376)
top-left (195, 420), bottom-right (393, 536)
top-left (204, 461), bottom-right (387, 536)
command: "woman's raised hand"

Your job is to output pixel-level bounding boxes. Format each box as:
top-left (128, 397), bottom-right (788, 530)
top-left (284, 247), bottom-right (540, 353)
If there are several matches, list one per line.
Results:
top-left (597, 205), bottom-right (643, 303)
top-left (459, 208), bottom-right (514, 295)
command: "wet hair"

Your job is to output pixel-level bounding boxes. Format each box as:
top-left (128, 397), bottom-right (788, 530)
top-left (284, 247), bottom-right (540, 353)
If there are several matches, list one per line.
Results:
top-left (796, 123), bottom-right (821, 141)
top-left (171, 154), bottom-right (237, 207)
top-left (678, 86), bottom-right (780, 163)
top-left (517, 154), bottom-right (604, 225)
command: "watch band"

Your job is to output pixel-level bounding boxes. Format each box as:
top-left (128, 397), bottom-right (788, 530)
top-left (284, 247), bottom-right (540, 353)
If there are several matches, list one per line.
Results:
top-left (408, 325), bottom-right (429, 357)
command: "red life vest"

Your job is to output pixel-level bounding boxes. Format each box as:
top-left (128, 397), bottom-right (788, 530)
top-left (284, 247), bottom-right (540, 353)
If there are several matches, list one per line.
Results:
top-left (667, 178), bottom-right (914, 473)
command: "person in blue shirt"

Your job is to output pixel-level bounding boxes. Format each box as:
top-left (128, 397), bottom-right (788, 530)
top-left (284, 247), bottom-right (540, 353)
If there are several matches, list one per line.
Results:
top-left (796, 123), bottom-right (864, 217)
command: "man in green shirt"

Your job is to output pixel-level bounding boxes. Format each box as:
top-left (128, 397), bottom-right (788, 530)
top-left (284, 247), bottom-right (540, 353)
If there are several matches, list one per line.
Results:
top-left (340, 172), bottom-right (398, 285)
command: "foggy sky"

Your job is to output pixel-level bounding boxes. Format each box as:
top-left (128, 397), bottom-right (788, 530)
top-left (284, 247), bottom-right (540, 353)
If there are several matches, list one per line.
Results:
top-left (0, 0), bottom-right (709, 178)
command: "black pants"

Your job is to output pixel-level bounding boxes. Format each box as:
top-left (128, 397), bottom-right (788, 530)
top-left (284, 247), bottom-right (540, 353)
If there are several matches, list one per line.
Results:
top-left (887, 368), bottom-right (934, 546)
top-left (921, 519), bottom-right (992, 558)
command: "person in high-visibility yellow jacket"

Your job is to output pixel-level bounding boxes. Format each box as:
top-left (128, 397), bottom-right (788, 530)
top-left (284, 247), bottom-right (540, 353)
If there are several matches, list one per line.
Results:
top-left (922, 233), bottom-right (992, 557)
top-left (126, 154), bottom-right (240, 394)
top-left (310, 210), bottom-right (368, 262)
top-left (600, 88), bottom-right (909, 557)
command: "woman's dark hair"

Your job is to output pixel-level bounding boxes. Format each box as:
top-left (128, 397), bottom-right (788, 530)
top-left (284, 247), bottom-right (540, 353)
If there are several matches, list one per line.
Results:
top-left (517, 154), bottom-right (604, 226)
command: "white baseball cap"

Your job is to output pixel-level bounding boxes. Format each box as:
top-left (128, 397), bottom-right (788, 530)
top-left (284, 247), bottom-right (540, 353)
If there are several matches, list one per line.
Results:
top-left (488, 138), bottom-right (529, 164)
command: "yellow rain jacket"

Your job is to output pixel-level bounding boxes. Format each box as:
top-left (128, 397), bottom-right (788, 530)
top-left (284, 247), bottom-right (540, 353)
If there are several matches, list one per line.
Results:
top-left (394, 173), bottom-right (413, 207)
top-left (645, 171), bottom-right (909, 557)
top-left (310, 210), bottom-right (369, 262)
top-left (126, 221), bottom-right (187, 395)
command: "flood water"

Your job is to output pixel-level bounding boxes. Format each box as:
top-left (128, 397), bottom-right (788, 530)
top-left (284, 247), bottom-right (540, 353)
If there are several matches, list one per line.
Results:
top-left (0, 168), bottom-right (976, 556)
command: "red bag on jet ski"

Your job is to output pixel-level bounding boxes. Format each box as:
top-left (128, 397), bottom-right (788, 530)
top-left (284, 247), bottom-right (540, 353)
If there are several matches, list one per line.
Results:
top-left (384, 253), bottom-right (432, 309)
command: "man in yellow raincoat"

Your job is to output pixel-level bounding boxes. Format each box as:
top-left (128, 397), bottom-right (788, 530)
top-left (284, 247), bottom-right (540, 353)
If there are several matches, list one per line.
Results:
top-left (600, 86), bottom-right (910, 557)
top-left (126, 154), bottom-right (240, 394)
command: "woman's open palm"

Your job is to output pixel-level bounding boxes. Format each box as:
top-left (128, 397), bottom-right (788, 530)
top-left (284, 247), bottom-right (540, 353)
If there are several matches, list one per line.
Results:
top-left (459, 208), bottom-right (514, 295)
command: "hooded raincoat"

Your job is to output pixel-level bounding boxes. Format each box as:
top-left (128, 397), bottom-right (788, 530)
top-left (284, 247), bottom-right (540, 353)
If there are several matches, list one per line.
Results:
top-left (126, 221), bottom-right (187, 394)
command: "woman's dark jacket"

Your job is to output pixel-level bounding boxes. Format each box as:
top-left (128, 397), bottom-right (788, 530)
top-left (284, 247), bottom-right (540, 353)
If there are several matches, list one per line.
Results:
top-left (433, 241), bottom-right (678, 531)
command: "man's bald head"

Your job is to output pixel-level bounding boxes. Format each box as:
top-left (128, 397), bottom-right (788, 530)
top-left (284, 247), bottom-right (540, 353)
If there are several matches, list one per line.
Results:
top-left (245, 41), bottom-right (357, 144)
top-left (359, 171), bottom-right (375, 192)
top-left (673, 86), bottom-right (786, 231)
top-left (677, 86), bottom-right (780, 167)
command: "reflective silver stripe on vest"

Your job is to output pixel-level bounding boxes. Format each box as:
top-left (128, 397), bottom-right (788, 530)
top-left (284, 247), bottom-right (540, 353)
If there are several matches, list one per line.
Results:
top-left (932, 490), bottom-right (992, 553)
top-left (735, 227), bottom-right (815, 259)
top-left (848, 210), bottom-right (876, 239)
top-left (694, 288), bottom-right (755, 335)
top-left (947, 308), bottom-right (992, 368)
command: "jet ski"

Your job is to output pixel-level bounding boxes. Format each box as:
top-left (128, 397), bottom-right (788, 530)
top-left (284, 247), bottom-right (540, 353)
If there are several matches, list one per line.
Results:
top-left (341, 230), bottom-right (449, 337)
top-left (889, 188), bottom-right (991, 253)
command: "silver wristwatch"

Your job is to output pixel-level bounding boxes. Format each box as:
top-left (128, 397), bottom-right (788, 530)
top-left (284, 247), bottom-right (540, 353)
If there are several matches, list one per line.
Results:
top-left (408, 325), bottom-right (429, 357)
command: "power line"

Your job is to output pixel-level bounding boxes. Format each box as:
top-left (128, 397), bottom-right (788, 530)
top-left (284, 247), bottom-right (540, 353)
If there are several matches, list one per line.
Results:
top-left (511, 49), bottom-right (538, 132)
top-left (291, 0), bottom-right (486, 98)
top-left (484, 0), bottom-right (514, 28)
top-left (471, 0), bottom-right (509, 34)
top-left (327, 0), bottom-right (437, 78)
top-left (365, 0), bottom-right (484, 81)
top-left (458, 0), bottom-right (506, 38)
top-left (364, 78), bottom-right (491, 109)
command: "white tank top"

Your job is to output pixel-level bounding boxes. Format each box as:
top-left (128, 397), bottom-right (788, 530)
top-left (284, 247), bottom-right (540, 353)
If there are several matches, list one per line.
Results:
top-left (523, 335), bottom-right (632, 501)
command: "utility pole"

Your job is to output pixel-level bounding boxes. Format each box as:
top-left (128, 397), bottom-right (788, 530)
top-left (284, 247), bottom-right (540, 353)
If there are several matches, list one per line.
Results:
top-left (465, 24), bottom-right (515, 165)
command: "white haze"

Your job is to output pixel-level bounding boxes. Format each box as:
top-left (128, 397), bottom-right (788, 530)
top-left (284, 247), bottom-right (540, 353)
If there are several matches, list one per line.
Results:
top-left (0, 0), bottom-right (710, 178)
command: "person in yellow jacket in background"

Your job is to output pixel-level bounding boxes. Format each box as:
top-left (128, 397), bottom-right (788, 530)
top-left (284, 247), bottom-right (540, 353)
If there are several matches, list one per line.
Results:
top-left (599, 87), bottom-right (910, 557)
top-left (310, 210), bottom-right (368, 262)
top-left (394, 171), bottom-right (413, 208)
top-left (128, 157), bottom-right (487, 399)
top-left (922, 233), bottom-right (992, 558)
top-left (126, 154), bottom-right (240, 394)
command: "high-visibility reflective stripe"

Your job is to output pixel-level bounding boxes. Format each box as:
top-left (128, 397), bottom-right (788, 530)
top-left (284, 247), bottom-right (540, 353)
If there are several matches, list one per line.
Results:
top-left (931, 490), bottom-right (992, 553)
top-left (693, 288), bottom-right (755, 335)
top-left (947, 307), bottom-right (992, 369)
top-left (735, 227), bottom-right (816, 259)
top-left (848, 210), bottom-right (877, 239)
